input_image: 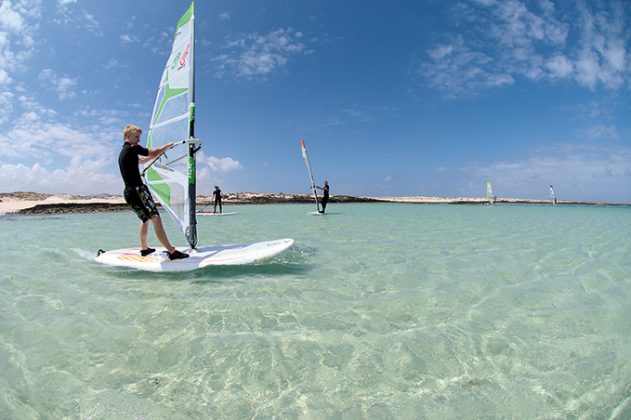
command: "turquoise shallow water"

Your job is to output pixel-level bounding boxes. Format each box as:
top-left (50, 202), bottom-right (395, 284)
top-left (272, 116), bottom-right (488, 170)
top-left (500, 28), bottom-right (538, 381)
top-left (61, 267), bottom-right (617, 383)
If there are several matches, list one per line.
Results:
top-left (1, 203), bottom-right (631, 418)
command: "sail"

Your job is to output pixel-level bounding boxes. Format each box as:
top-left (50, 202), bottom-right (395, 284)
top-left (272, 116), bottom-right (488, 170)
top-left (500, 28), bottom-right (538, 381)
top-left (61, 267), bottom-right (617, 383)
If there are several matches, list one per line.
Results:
top-left (486, 181), bottom-right (494, 205)
top-left (300, 139), bottom-right (320, 212)
top-left (144, 2), bottom-right (199, 248)
top-left (549, 185), bottom-right (557, 205)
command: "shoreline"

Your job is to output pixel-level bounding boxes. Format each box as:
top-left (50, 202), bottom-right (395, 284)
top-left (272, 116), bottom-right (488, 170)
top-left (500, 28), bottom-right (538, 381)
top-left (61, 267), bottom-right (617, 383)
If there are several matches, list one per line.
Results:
top-left (0, 192), bottom-right (628, 215)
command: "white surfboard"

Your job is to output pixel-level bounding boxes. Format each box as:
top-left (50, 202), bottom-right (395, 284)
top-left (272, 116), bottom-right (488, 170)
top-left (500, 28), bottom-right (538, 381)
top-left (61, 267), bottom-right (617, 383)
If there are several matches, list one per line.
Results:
top-left (307, 211), bottom-right (326, 216)
top-left (197, 212), bottom-right (237, 216)
top-left (95, 238), bottom-right (294, 272)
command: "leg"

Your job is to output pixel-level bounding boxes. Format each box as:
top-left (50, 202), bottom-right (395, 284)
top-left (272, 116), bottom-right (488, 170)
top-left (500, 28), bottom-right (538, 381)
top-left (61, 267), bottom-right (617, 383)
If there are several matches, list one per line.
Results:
top-left (219, 201), bottom-right (222, 213)
top-left (139, 220), bottom-right (150, 249)
top-left (132, 185), bottom-right (187, 259)
top-left (149, 214), bottom-right (175, 253)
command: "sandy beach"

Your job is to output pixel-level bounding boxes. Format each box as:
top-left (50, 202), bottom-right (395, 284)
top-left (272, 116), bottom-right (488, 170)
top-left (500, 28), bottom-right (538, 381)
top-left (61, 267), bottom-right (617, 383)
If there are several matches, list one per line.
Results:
top-left (0, 192), bottom-right (379, 214)
top-left (0, 192), bottom-right (127, 214)
top-left (0, 192), bottom-right (626, 215)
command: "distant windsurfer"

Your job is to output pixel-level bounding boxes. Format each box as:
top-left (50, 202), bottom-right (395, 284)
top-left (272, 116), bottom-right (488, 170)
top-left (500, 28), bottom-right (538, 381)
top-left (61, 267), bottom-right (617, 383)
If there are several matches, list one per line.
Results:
top-left (316, 180), bottom-right (329, 213)
top-left (118, 124), bottom-right (189, 260)
top-left (549, 185), bottom-right (557, 205)
top-left (212, 186), bottom-right (222, 214)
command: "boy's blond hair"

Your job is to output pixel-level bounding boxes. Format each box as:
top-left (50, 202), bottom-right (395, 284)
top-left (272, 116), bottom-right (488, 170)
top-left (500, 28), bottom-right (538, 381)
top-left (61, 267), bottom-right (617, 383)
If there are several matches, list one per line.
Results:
top-left (123, 124), bottom-right (142, 140)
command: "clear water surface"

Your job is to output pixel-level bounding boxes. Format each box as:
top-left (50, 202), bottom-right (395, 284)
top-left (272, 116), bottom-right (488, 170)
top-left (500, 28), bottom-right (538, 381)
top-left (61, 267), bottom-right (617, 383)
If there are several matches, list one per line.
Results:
top-left (1, 203), bottom-right (631, 418)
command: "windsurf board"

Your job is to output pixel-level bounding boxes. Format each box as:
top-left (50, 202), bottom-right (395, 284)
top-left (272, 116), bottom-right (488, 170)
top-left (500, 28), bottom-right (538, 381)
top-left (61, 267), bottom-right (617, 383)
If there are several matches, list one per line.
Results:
top-left (95, 238), bottom-right (294, 272)
top-left (197, 212), bottom-right (237, 216)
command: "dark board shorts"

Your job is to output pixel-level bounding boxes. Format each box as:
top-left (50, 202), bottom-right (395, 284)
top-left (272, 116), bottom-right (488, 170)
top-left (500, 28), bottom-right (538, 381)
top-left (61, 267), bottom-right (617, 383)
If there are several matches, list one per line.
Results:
top-left (124, 184), bottom-right (159, 223)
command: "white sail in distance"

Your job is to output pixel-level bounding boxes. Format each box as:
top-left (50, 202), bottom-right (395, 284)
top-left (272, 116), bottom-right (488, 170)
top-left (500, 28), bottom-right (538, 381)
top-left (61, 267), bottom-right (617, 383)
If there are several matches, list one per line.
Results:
top-left (549, 185), bottom-right (557, 206)
top-left (486, 181), bottom-right (495, 205)
top-left (300, 139), bottom-right (321, 212)
top-left (144, 2), bottom-right (200, 248)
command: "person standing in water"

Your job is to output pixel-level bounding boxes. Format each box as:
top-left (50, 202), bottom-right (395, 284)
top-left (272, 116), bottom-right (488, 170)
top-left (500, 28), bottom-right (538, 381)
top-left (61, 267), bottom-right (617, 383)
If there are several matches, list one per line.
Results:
top-left (212, 186), bottom-right (223, 214)
top-left (118, 124), bottom-right (189, 260)
top-left (316, 180), bottom-right (329, 213)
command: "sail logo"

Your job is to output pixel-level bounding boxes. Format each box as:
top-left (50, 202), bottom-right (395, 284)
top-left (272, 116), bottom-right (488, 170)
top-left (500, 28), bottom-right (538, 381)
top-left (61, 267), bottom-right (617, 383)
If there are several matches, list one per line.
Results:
top-left (188, 156), bottom-right (195, 184)
top-left (170, 44), bottom-right (190, 71)
top-left (178, 44), bottom-right (190, 69)
top-left (171, 53), bottom-right (180, 70)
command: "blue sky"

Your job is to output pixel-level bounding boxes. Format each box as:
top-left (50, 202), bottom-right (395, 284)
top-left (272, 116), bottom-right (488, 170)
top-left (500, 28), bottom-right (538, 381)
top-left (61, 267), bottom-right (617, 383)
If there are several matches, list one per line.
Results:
top-left (0, 0), bottom-right (630, 202)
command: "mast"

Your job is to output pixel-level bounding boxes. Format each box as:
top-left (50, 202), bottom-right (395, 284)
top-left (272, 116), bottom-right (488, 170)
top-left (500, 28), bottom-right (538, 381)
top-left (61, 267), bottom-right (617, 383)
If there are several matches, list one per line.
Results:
top-left (186, 1), bottom-right (198, 248)
top-left (300, 139), bottom-right (321, 212)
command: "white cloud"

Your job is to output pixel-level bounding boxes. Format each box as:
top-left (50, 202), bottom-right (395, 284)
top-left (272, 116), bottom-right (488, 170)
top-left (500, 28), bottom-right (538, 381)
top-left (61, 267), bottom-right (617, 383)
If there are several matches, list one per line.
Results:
top-left (545, 54), bottom-right (573, 78)
top-left (0, 1), bottom-right (25, 32)
top-left (0, 89), bottom-right (126, 195)
top-left (462, 144), bottom-right (631, 201)
top-left (341, 107), bottom-right (374, 123)
top-left (218, 11), bottom-right (231, 21)
top-left (17, 94), bottom-right (56, 119)
top-left (213, 28), bottom-right (309, 80)
top-left (120, 34), bottom-right (139, 44)
top-left (203, 155), bottom-right (243, 174)
top-left (581, 124), bottom-right (619, 140)
top-left (428, 44), bottom-right (454, 61)
top-left (82, 12), bottom-right (101, 36)
top-left (574, 2), bottom-right (627, 90)
top-left (0, 0), bottom-right (39, 79)
top-left (38, 68), bottom-right (78, 100)
top-left (52, 3), bottom-right (102, 36)
top-left (0, 138), bottom-right (121, 195)
top-left (0, 68), bottom-right (11, 84)
top-left (493, 0), bottom-right (568, 47)
top-left (422, 37), bottom-right (514, 98)
top-left (0, 159), bottom-right (121, 195)
top-left (422, 1), bottom-right (630, 97)
top-left (473, 0), bottom-right (496, 6)
top-left (194, 153), bottom-right (244, 193)
top-left (56, 77), bottom-right (77, 99)
top-left (0, 117), bottom-right (114, 162)
top-left (103, 58), bottom-right (127, 70)
top-left (145, 30), bottom-right (172, 56)
top-left (0, 91), bottom-right (14, 124)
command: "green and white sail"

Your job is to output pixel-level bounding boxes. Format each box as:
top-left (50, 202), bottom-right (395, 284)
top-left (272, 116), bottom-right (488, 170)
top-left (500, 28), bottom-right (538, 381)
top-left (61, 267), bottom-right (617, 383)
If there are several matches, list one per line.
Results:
top-left (144, 2), bottom-right (200, 248)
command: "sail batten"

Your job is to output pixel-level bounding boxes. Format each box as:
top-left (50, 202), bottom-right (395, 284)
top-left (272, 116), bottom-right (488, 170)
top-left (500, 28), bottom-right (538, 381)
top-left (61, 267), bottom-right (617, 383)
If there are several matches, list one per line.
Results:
top-left (145, 2), bottom-right (198, 249)
top-left (151, 114), bottom-right (189, 129)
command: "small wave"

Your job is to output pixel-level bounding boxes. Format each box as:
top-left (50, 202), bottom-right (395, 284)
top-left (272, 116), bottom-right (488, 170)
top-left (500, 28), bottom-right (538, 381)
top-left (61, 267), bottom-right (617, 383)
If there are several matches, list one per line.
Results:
top-left (72, 248), bottom-right (98, 260)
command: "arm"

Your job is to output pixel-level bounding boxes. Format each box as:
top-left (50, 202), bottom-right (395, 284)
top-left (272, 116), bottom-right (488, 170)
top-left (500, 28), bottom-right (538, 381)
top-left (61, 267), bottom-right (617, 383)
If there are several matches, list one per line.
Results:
top-left (147, 142), bottom-right (175, 159)
top-left (137, 142), bottom-right (175, 165)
